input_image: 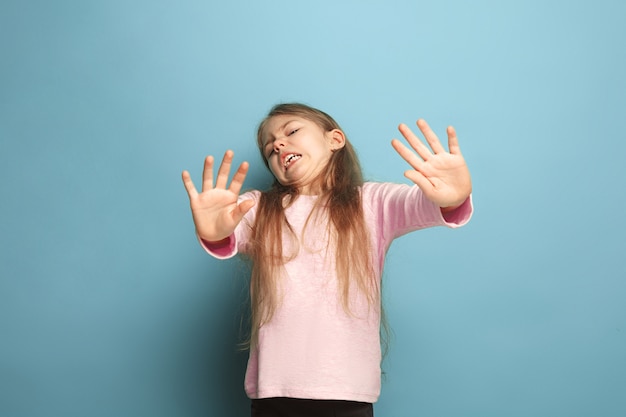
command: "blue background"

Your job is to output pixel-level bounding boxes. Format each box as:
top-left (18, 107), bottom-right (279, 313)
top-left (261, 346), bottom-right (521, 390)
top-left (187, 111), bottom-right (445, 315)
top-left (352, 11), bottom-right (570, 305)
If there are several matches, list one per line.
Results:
top-left (1, 0), bottom-right (625, 416)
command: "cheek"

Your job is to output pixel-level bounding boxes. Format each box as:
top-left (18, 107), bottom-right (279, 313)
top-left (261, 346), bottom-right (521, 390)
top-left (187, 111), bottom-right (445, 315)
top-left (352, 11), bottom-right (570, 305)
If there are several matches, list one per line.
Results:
top-left (267, 158), bottom-right (283, 178)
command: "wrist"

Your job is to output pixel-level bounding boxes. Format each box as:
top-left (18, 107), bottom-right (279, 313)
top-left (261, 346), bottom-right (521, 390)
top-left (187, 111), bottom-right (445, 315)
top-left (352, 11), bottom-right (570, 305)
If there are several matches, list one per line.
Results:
top-left (440, 195), bottom-right (470, 213)
top-left (197, 232), bottom-right (231, 245)
top-left (440, 204), bottom-right (461, 213)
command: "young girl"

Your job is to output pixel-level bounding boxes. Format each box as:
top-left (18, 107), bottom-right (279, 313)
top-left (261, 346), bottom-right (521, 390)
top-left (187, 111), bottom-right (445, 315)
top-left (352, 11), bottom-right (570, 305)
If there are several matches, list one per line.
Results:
top-left (182, 103), bottom-right (473, 417)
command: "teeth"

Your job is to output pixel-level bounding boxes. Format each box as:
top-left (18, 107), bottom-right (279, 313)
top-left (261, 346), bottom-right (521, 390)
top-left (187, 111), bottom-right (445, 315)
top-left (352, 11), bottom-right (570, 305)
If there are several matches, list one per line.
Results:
top-left (283, 154), bottom-right (301, 168)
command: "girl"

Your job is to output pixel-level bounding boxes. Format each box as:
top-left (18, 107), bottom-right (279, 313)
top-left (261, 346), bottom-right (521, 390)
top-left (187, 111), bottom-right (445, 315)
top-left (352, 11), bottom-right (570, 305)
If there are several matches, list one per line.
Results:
top-left (182, 103), bottom-right (473, 417)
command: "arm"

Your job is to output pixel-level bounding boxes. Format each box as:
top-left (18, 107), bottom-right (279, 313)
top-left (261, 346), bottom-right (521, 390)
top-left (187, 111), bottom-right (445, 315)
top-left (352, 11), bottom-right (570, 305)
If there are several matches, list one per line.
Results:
top-left (391, 119), bottom-right (472, 212)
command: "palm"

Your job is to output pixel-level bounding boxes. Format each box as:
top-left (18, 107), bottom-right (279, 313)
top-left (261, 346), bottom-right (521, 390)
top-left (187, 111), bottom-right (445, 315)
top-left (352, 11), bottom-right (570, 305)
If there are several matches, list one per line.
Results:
top-left (182, 151), bottom-right (255, 242)
top-left (391, 119), bottom-right (472, 209)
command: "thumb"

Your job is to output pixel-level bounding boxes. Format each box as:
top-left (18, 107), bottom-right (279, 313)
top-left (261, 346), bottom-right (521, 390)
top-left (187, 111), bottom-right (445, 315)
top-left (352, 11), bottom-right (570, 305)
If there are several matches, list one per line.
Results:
top-left (232, 199), bottom-right (255, 223)
top-left (404, 170), bottom-right (431, 191)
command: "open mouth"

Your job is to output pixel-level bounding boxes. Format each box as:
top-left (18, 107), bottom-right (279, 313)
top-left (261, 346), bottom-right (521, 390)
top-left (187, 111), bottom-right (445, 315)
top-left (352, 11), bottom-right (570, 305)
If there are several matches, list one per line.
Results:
top-left (283, 153), bottom-right (302, 169)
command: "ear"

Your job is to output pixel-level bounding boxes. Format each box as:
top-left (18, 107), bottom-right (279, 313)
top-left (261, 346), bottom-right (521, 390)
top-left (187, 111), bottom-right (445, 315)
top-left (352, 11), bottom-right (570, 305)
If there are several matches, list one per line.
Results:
top-left (327, 129), bottom-right (346, 151)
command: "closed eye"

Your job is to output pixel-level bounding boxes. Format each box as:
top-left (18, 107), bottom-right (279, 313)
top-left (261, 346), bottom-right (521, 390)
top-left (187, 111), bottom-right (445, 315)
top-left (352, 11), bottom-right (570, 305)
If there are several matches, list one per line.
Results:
top-left (288, 128), bottom-right (299, 136)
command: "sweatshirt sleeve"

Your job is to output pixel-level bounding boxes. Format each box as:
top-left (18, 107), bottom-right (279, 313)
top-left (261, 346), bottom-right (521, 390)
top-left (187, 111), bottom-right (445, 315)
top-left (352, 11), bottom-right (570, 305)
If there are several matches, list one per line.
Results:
top-left (363, 182), bottom-right (473, 242)
top-left (197, 190), bottom-right (259, 259)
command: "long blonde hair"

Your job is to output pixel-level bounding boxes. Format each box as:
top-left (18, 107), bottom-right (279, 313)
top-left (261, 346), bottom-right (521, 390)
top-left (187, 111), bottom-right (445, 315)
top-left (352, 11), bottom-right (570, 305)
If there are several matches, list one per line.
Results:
top-left (246, 103), bottom-right (379, 349)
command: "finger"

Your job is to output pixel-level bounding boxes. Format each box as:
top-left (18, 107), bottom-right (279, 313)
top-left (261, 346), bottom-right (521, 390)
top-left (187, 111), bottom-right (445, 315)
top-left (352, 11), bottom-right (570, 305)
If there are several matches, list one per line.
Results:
top-left (215, 150), bottom-right (234, 189)
top-left (416, 119), bottom-right (446, 154)
top-left (232, 199), bottom-right (256, 223)
top-left (398, 123), bottom-right (433, 161)
top-left (201, 155), bottom-right (215, 192)
top-left (181, 170), bottom-right (199, 199)
top-left (403, 169), bottom-right (433, 192)
top-left (391, 138), bottom-right (427, 171)
top-left (447, 126), bottom-right (462, 155)
top-left (228, 161), bottom-right (250, 195)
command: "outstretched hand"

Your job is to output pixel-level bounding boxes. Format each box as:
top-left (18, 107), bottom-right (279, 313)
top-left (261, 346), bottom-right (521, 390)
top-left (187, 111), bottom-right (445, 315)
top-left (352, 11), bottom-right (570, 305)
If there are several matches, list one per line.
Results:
top-left (181, 150), bottom-right (255, 242)
top-left (391, 119), bottom-right (472, 210)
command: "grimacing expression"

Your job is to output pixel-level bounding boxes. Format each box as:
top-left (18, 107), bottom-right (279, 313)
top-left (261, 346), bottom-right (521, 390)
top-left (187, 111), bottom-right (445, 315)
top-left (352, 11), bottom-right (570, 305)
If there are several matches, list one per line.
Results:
top-left (261, 115), bottom-right (345, 194)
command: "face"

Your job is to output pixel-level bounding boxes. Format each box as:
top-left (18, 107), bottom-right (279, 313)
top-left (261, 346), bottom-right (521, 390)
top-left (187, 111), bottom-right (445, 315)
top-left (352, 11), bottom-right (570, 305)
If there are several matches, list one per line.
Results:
top-left (261, 114), bottom-right (345, 194)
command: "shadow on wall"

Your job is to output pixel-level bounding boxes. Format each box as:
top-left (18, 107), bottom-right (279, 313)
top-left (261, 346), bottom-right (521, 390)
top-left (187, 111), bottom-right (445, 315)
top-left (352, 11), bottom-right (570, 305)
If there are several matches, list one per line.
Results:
top-left (176, 261), bottom-right (252, 417)
top-left (212, 270), bottom-right (251, 417)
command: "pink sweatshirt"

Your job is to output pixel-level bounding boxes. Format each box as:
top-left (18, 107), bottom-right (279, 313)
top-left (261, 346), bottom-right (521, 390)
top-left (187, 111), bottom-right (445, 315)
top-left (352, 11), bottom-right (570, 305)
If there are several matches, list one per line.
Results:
top-left (201, 182), bottom-right (473, 403)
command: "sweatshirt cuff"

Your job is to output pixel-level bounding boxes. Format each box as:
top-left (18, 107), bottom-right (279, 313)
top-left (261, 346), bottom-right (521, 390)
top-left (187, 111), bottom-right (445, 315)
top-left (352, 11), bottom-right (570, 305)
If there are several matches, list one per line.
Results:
top-left (198, 234), bottom-right (238, 259)
top-left (441, 195), bottom-right (473, 227)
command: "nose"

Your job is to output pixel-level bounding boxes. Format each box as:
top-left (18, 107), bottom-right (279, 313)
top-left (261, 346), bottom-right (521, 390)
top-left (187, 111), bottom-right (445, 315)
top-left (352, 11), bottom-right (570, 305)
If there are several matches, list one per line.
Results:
top-left (273, 138), bottom-right (287, 153)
